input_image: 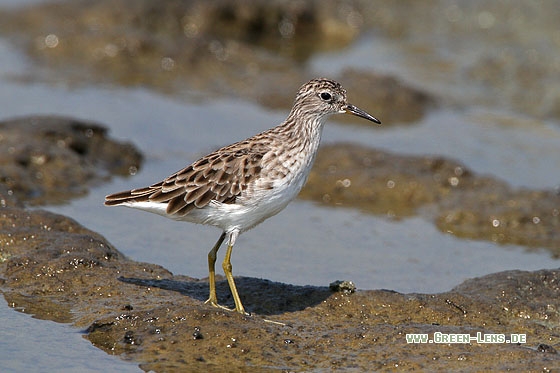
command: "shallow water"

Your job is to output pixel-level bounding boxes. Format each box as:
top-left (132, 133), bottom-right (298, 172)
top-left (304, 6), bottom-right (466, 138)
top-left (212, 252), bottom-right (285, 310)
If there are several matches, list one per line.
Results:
top-left (1, 1), bottom-right (560, 370)
top-left (0, 300), bottom-right (140, 372)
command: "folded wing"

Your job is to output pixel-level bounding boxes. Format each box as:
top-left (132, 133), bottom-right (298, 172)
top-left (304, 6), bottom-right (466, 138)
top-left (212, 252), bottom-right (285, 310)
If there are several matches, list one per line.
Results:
top-left (105, 146), bottom-right (265, 217)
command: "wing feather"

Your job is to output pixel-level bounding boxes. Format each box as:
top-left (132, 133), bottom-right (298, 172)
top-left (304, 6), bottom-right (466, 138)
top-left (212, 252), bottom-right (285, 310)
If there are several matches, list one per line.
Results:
top-left (104, 144), bottom-right (267, 217)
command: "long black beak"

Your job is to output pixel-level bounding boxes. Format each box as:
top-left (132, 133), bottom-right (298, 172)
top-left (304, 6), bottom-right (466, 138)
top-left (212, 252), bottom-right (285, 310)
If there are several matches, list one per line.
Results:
top-left (343, 104), bottom-right (381, 124)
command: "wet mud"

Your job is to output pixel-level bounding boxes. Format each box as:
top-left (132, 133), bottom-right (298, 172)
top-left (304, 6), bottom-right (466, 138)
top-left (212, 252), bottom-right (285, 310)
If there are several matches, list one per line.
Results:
top-left (0, 116), bottom-right (141, 205)
top-left (1, 207), bottom-right (558, 371)
top-left (0, 0), bottom-right (433, 126)
top-left (301, 143), bottom-right (560, 256)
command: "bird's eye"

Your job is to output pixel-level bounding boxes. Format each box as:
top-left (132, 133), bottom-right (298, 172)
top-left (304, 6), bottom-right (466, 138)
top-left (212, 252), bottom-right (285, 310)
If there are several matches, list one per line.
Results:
top-left (320, 92), bottom-right (332, 101)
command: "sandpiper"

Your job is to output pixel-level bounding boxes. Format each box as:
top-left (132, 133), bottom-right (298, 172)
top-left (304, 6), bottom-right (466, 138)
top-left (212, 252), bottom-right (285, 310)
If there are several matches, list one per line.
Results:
top-left (105, 78), bottom-right (380, 314)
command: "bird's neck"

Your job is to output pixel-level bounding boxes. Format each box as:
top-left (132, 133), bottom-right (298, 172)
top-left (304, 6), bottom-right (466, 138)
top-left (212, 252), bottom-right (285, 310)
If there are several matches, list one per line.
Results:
top-left (283, 106), bottom-right (328, 140)
top-left (278, 110), bottom-right (327, 161)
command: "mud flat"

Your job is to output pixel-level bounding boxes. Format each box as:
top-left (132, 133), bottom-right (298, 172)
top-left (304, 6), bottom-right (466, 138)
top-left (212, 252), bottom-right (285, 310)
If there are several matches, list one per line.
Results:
top-left (0, 116), bottom-right (558, 371)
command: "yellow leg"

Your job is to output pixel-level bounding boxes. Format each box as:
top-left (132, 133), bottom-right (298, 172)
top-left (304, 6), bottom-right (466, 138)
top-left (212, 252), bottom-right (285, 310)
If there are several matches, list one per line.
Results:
top-left (222, 240), bottom-right (247, 315)
top-left (204, 232), bottom-right (231, 311)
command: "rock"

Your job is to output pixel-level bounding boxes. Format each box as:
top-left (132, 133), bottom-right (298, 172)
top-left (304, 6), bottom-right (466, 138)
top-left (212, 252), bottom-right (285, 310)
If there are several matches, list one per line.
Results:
top-left (300, 143), bottom-right (475, 217)
top-left (0, 116), bottom-right (142, 205)
top-left (336, 68), bottom-right (434, 125)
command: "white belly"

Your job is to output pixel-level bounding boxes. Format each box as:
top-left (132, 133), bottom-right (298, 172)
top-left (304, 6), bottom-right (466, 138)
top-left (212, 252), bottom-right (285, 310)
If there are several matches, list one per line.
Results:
top-left (185, 162), bottom-right (309, 233)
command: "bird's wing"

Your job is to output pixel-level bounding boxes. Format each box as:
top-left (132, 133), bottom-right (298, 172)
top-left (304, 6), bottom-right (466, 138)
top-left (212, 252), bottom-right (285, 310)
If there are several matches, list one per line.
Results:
top-left (104, 143), bottom-right (266, 217)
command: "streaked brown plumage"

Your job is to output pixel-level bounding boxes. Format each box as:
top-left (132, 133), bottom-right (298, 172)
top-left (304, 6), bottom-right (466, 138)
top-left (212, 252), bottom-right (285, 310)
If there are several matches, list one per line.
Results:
top-left (105, 78), bottom-right (380, 314)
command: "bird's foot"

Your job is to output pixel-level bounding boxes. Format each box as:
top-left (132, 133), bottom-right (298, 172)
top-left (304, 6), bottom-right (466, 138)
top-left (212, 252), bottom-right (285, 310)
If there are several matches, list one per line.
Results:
top-left (205, 298), bottom-right (234, 312)
top-left (205, 298), bottom-right (250, 315)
